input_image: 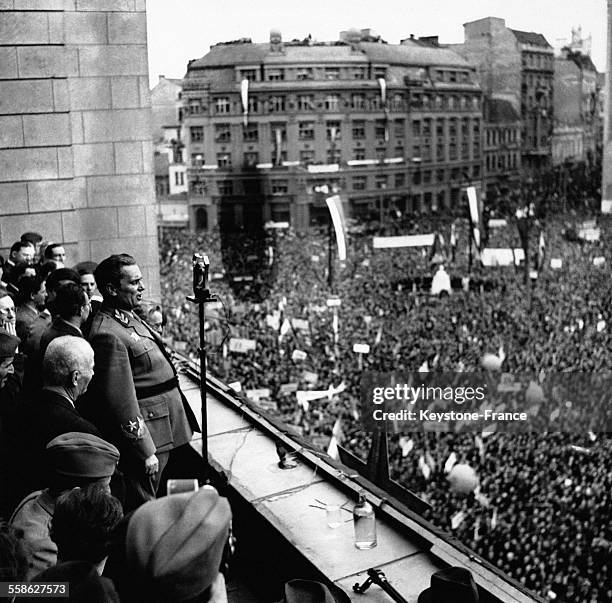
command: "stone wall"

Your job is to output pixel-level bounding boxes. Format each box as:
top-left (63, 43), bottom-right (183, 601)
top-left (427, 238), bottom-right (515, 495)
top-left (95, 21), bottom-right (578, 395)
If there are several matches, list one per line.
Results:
top-left (0, 0), bottom-right (160, 297)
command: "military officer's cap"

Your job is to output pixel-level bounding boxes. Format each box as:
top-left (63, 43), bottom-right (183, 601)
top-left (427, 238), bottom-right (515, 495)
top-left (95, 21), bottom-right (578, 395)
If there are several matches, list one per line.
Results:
top-left (46, 432), bottom-right (119, 478)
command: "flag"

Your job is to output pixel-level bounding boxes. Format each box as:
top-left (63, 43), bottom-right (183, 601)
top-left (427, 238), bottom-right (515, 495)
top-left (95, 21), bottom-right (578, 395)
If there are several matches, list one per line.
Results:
top-left (275, 127), bottom-right (282, 166)
top-left (399, 437), bottom-right (414, 457)
top-left (325, 195), bottom-right (347, 261)
top-left (327, 418), bottom-right (343, 460)
top-left (466, 186), bottom-right (482, 252)
top-left (490, 508), bottom-right (498, 529)
top-left (374, 325), bottom-right (383, 346)
top-left (418, 455), bottom-right (431, 479)
top-left (418, 360), bottom-right (429, 373)
top-left (444, 451), bottom-right (457, 474)
top-left (538, 230), bottom-right (546, 270)
top-left (474, 435), bottom-right (484, 461)
top-left (240, 78), bottom-right (249, 126)
top-left (332, 311), bottom-right (339, 344)
top-left (425, 451), bottom-right (436, 472)
top-left (451, 510), bottom-right (466, 530)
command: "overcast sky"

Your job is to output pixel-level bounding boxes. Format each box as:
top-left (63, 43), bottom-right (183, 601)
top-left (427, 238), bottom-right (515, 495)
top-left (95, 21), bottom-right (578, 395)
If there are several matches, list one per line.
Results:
top-left (145, 0), bottom-right (607, 84)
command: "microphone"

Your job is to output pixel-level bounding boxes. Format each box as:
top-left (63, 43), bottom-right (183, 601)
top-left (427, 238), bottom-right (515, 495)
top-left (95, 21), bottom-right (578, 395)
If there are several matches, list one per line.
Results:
top-left (192, 254), bottom-right (210, 299)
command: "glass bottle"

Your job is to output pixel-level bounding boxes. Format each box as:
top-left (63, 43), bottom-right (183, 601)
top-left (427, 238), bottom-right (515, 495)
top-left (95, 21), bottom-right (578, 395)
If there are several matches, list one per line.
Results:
top-left (353, 490), bottom-right (377, 549)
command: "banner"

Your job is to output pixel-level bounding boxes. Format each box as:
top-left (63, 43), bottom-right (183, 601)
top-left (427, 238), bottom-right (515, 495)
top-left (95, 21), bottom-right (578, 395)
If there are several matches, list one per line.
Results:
top-left (373, 234), bottom-right (435, 249)
top-left (228, 338), bottom-right (256, 353)
top-left (291, 318), bottom-right (309, 332)
top-left (240, 78), bottom-right (249, 126)
top-left (279, 382), bottom-right (298, 394)
top-left (291, 349), bottom-right (307, 361)
top-left (353, 343), bottom-right (370, 354)
top-left (325, 195), bottom-right (347, 261)
top-left (480, 248), bottom-right (524, 267)
top-left (466, 186), bottom-right (481, 251)
top-left (245, 388), bottom-right (271, 401)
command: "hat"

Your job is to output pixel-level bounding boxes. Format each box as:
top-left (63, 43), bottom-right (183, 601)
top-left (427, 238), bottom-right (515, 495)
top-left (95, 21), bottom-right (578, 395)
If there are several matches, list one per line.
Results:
top-left (418, 567), bottom-right (480, 603)
top-left (284, 579), bottom-right (351, 603)
top-left (0, 333), bottom-right (20, 359)
top-left (46, 432), bottom-right (119, 478)
top-left (126, 487), bottom-right (231, 602)
top-left (31, 561), bottom-right (119, 603)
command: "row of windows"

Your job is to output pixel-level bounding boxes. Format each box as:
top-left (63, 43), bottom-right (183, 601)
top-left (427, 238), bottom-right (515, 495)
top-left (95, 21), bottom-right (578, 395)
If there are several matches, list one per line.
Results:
top-left (190, 141), bottom-right (481, 169)
top-left (190, 117), bottom-right (482, 145)
top-left (184, 92), bottom-right (481, 116)
top-left (237, 65), bottom-right (388, 83)
top-left (485, 152), bottom-right (520, 172)
top-left (188, 163), bottom-right (481, 197)
top-left (485, 127), bottom-right (520, 146)
top-left (521, 51), bottom-right (554, 72)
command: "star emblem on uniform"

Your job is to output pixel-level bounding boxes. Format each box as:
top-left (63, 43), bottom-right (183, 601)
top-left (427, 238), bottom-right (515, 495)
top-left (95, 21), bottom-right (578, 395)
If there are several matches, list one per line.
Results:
top-left (130, 332), bottom-right (140, 341)
top-left (128, 419), bottom-right (139, 432)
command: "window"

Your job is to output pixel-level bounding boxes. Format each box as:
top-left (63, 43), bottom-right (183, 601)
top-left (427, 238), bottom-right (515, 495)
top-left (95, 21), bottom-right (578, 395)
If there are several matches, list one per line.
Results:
top-left (436, 144), bottom-right (444, 161)
top-left (271, 180), bottom-right (289, 194)
top-left (296, 67), bottom-right (313, 80)
top-left (271, 150), bottom-right (287, 164)
top-left (473, 165), bottom-right (480, 178)
top-left (240, 69), bottom-right (257, 81)
top-left (297, 95), bottom-right (314, 110)
top-left (218, 180), bottom-right (233, 195)
top-left (300, 149), bottom-right (315, 165)
top-left (174, 171), bottom-right (184, 186)
top-left (447, 96), bottom-right (456, 110)
top-left (353, 67), bottom-right (366, 80)
top-left (436, 168), bottom-right (445, 183)
top-left (412, 170), bottom-right (421, 185)
top-left (326, 148), bottom-right (341, 163)
top-left (214, 97), bottom-right (231, 114)
top-left (375, 174), bottom-right (388, 189)
top-left (394, 146), bottom-right (404, 158)
top-left (461, 71), bottom-right (469, 83)
top-left (375, 147), bottom-right (386, 161)
top-left (412, 120), bottom-right (421, 137)
top-left (461, 142), bottom-right (469, 159)
top-left (352, 120), bottom-right (366, 139)
top-left (434, 95), bottom-right (443, 109)
top-left (217, 153), bottom-right (231, 168)
top-left (214, 124), bottom-right (231, 142)
top-left (472, 96), bottom-right (480, 110)
top-left (436, 119), bottom-right (444, 137)
top-left (449, 119), bottom-right (457, 137)
top-left (449, 71), bottom-right (457, 83)
top-left (373, 67), bottom-right (387, 79)
top-left (325, 95), bottom-right (339, 111)
top-left (243, 124), bottom-right (258, 142)
top-left (435, 70), bottom-right (444, 82)
top-left (422, 94), bottom-right (431, 109)
top-left (394, 119), bottom-right (405, 138)
top-left (394, 173), bottom-right (405, 188)
top-left (462, 118), bottom-right (469, 137)
top-left (422, 143), bottom-right (431, 162)
top-left (375, 119), bottom-right (386, 140)
top-left (324, 67), bottom-right (340, 80)
top-left (391, 94), bottom-right (404, 111)
top-left (422, 170), bottom-right (432, 184)
top-left (412, 144), bottom-right (420, 160)
top-left (267, 68), bottom-right (285, 81)
top-left (191, 153), bottom-right (203, 167)
top-left (326, 121), bottom-right (341, 141)
top-left (191, 180), bottom-right (206, 195)
top-left (248, 96), bottom-right (259, 113)
top-left (449, 142), bottom-right (457, 160)
top-left (268, 96), bottom-right (286, 112)
top-left (410, 93), bottom-right (422, 109)
top-left (352, 176), bottom-right (367, 190)
top-left (351, 94), bottom-right (366, 110)
top-left (243, 152), bottom-right (259, 167)
top-left (353, 147), bottom-right (365, 160)
top-left (190, 126), bottom-right (204, 142)
top-left (299, 122), bottom-right (315, 140)
top-left (188, 100), bottom-right (201, 115)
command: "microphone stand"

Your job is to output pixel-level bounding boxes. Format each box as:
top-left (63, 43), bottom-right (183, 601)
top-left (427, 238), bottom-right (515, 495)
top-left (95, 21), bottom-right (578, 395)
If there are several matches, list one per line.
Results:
top-left (187, 254), bottom-right (217, 473)
top-left (353, 568), bottom-right (408, 603)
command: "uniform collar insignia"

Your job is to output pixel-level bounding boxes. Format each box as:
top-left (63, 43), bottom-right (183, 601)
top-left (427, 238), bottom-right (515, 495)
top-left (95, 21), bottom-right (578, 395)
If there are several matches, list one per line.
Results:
top-left (113, 309), bottom-right (130, 326)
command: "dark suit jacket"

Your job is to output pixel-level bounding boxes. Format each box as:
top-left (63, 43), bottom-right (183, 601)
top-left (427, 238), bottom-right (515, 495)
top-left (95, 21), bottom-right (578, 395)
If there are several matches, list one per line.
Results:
top-left (39, 318), bottom-right (83, 364)
top-left (85, 304), bottom-right (198, 461)
top-left (16, 304), bottom-right (38, 343)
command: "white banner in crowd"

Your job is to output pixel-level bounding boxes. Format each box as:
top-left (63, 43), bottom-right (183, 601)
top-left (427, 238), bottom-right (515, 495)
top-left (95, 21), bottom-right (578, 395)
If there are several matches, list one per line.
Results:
top-left (372, 234), bottom-right (435, 249)
top-left (601, 200), bottom-right (612, 214)
top-left (302, 370), bottom-right (318, 384)
top-left (578, 227), bottom-right (600, 242)
top-left (487, 219), bottom-right (508, 228)
top-left (550, 258), bottom-right (563, 269)
top-left (325, 195), bottom-right (347, 261)
top-left (353, 343), bottom-right (370, 354)
top-left (228, 338), bottom-right (256, 353)
top-left (291, 349), bottom-right (307, 361)
top-left (291, 318), bottom-right (309, 331)
top-left (279, 383), bottom-right (298, 394)
top-left (245, 389), bottom-right (271, 401)
top-left (480, 248), bottom-right (525, 267)
top-left (593, 256), bottom-right (606, 266)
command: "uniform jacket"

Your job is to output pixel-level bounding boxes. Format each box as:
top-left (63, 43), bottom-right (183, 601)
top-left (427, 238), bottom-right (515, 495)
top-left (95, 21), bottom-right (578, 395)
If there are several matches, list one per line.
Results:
top-left (84, 304), bottom-right (199, 461)
top-left (10, 489), bottom-right (57, 580)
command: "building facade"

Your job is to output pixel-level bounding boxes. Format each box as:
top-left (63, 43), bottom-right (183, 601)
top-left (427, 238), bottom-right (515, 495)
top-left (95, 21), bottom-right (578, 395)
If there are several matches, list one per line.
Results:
top-left (181, 30), bottom-right (483, 231)
top-left (454, 17), bottom-right (554, 176)
top-left (552, 48), bottom-right (599, 166)
top-left (482, 98), bottom-right (522, 196)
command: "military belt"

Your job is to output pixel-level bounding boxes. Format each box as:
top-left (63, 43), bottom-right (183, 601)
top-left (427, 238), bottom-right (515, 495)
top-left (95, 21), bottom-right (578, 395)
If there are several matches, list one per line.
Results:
top-left (135, 376), bottom-right (179, 400)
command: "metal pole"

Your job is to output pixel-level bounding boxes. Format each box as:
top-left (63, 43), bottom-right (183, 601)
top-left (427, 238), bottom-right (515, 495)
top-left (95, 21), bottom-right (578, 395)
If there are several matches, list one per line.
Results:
top-left (198, 299), bottom-right (208, 466)
top-left (328, 210), bottom-right (334, 291)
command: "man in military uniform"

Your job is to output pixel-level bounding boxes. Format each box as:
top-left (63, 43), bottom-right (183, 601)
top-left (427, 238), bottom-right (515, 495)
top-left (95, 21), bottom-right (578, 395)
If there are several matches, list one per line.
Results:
top-left (83, 254), bottom-right (199, 510)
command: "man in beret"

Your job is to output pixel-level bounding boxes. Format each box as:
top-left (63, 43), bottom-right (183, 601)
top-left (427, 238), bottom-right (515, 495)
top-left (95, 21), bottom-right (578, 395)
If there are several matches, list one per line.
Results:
top-left (84, 254), bottom-right (199, 510)
top-left (10, 432), bottom-right (119, 580)
top-left (106, 487), bottom-right (230, 602)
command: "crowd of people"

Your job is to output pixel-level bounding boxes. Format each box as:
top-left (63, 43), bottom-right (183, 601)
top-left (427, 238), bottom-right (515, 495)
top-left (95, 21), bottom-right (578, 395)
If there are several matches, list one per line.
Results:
top-left (0, 235), bottom-right (231, 602)
top-left (157, 194), bottom-right (611, 602)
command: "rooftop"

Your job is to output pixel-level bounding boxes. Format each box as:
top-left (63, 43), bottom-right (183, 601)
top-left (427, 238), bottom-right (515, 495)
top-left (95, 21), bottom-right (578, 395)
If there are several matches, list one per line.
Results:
top-left (509, 29), bottom-right (551, 48)
top-left (484, 97), bottom-right (521, 123)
